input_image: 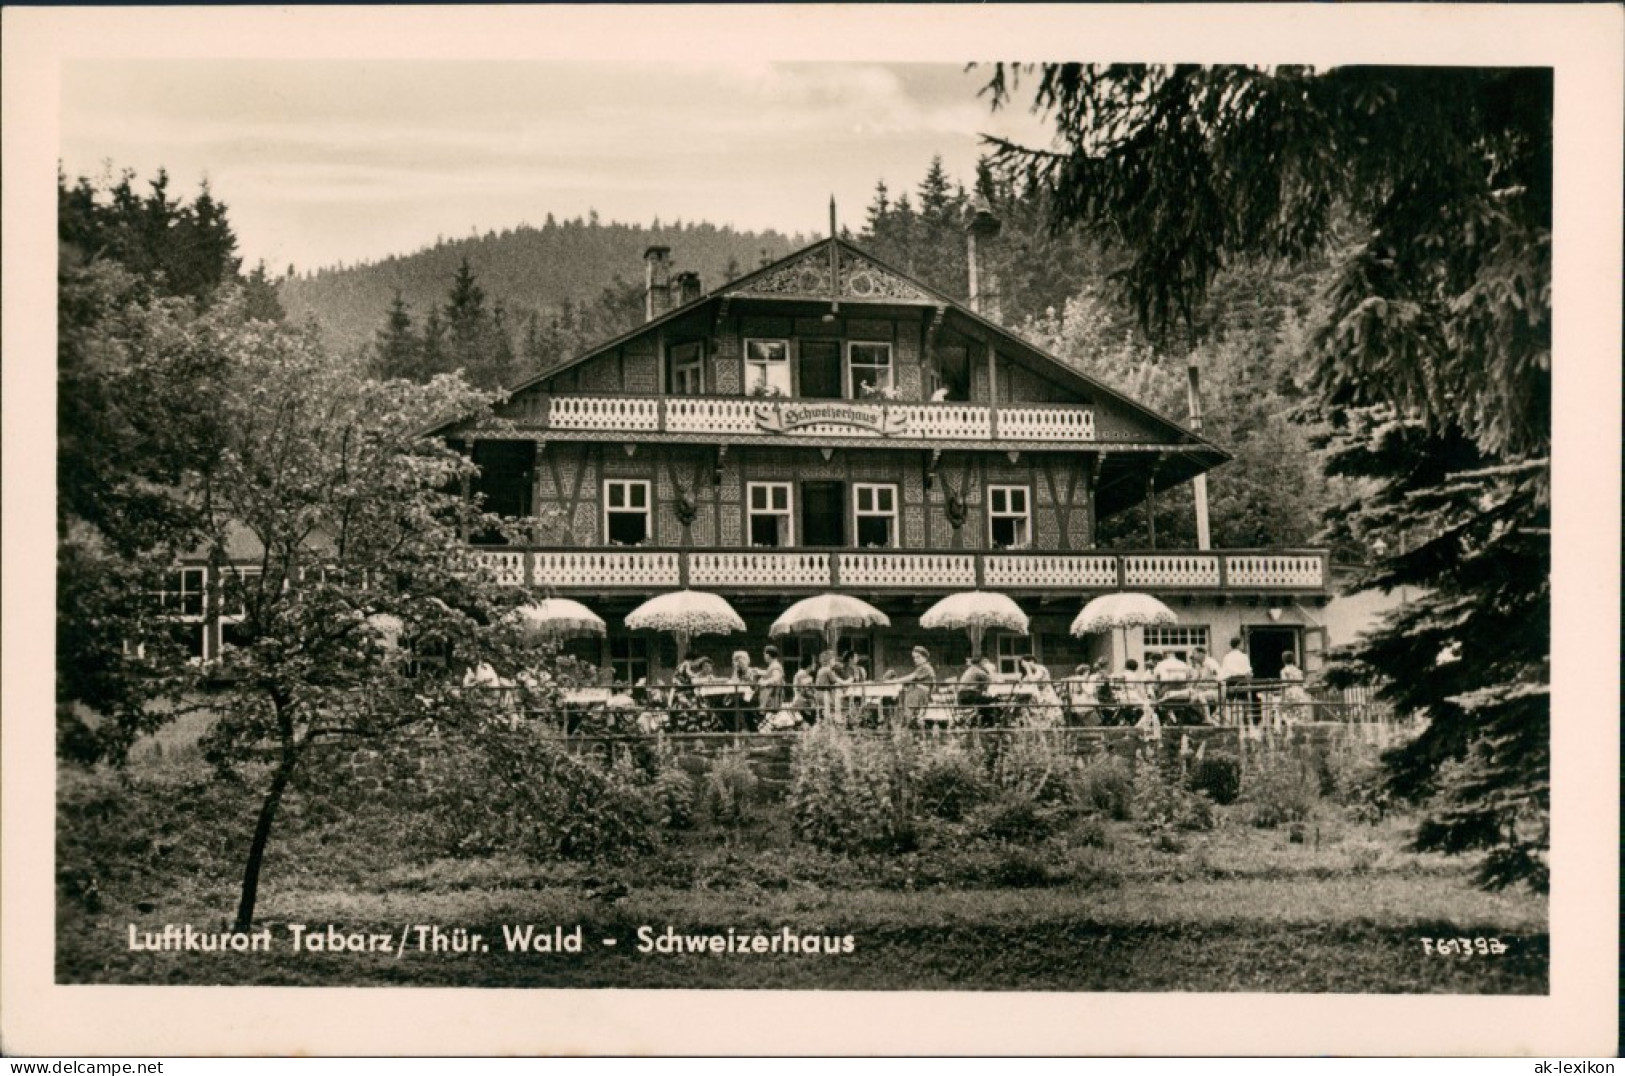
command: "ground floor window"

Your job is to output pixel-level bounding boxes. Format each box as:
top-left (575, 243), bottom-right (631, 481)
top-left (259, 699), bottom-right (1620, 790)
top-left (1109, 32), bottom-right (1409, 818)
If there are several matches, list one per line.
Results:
top-left (853, 483), bottom-right (898, 548)
top-left (604, 479), bottom-right (651, 545)
top-left (159, 568), bottom-right (207, 618)
top-left (1142, 625), bottom-right (1210, 663)
top-left (747, 482), bottom-right (793, 547)
top-left (611, 636), bottom-right (650, 687)
top-left (994, 633), bottom-right (1035, 677)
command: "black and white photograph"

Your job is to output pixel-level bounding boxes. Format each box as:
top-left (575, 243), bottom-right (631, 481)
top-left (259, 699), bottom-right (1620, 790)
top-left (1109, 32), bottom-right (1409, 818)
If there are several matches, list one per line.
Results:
top-left (3, 3), bottom-right (1619, 1057)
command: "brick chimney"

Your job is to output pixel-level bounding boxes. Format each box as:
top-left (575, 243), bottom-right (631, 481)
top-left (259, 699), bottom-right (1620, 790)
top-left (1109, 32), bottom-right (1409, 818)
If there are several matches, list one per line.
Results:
top-left (674, 270), bottom-right (702, 307)
top-left (644, 245), bottom-right (672, 321)
top-left (965, 198), bottom-right (1002, 321)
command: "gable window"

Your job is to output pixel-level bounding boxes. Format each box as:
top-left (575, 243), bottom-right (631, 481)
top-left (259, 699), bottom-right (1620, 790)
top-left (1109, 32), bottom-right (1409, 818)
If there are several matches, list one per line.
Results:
top-left (604, 480), bottom-right (651, 545)
top-left (853, 483), bottom-right (898, 548)
top-left (670, 342), bottom-right (704, 395)
top-left (988, 485), bottom-right (1031, 549)
top-left (747, 482), bottom-right (793, 547)
top-left (745, 340), bottom-right (791, 397)
top-left (848, 342), bottom-right (894, 398)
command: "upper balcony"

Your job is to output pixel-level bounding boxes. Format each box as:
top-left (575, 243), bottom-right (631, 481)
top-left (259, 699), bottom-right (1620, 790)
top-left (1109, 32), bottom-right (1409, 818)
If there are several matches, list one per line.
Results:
top-left (496, 393), bottom-right (1125, 450)
top-left (470, 546), bottom-right (1332, 597)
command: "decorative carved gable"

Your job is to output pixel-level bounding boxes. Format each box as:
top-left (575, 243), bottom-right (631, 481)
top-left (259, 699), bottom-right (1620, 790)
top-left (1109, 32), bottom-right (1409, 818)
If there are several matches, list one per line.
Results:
top-left (729, 244), bottom-right (935, 304)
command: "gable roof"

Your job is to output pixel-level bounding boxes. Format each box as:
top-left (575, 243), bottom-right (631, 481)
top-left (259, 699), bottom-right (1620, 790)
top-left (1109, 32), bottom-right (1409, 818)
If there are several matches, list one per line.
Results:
top-left (484, 236), bottom-right (1227, 464)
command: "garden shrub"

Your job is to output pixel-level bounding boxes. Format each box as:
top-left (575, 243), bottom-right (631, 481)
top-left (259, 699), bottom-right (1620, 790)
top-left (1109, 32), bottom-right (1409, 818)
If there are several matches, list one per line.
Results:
top-left (1069, 752), bottom-right (1135, 820)
top-left (1130, 751), bottom-right (1214, 832)
top-left (988, 846), bottom-right (1061, 888)
top-left (912, 740), bottom-right (990, 821)
top-left (786, 723), bottom-right (906, 853)
top-left (972, 793), bottom-right (1063, 844)
top-left (1244, 749), bottom-right (1322, 828)
top-left (990, 731), bottom-right (1076, 806)
top-left (1073, 816), bottom-right (1110, 849)
top-left (700, 745), bottom-right (760, 826)
top-left (1318, 737), bottom-right (1391, 822)
top-left (1188, 754), bottom-right (1242, 805)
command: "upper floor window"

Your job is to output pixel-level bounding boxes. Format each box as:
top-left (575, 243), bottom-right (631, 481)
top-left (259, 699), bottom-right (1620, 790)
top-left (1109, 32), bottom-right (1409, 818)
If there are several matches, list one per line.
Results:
top-left (747, 482), bottom-right (793, 547)
top-left (853, 483), bottom-right (898, 548)
top-left (848, 342), bottom-right (894, 398)
top-left (745, 340), bottom-right (791, 397)
top-left (604, 479), bottom-right (651, 545)
top-left (988, 485), bottom-right (1031, 549)
top-left (670, 342), bottom-right (704, 395)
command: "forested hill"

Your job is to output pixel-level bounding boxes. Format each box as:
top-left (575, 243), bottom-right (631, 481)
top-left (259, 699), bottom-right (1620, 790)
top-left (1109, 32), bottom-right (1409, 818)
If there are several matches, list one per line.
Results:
top-left (279, 216), bottom-right (806, 359)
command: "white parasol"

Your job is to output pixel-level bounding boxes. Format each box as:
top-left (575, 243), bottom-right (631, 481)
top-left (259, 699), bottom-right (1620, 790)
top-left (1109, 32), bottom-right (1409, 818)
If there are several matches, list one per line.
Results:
top-left (506, 598), bottom-right (607, 642)
top-left (625, 590), bottom-right (746, 660)
top-left (919, 591), bottom-right (1029, 656)
top-left (1070, 592), bottom-right (1178, 673)
top-left (770, 593), bottom-right (890, 648)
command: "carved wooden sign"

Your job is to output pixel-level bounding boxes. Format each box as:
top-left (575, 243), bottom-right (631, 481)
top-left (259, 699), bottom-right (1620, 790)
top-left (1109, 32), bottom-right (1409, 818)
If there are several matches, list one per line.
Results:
top-left (753, 402), bottom-right (908, 436)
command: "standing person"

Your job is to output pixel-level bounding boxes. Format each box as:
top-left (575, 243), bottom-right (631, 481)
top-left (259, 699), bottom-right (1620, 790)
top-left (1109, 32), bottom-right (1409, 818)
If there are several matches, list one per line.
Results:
top-left (813, 649), bottom-right (851, 725)
top-left (728, 650), bottom-right (759, 732)
top-left (789, 658), bottom-right (817, 724)
top-left (1278, 650), bottom-right (1312, 726)
top-left (1219, 636), bottom-right (1255, 724)
top-left (889, 645), bottom-right (936, 725)
top-left (757, 644), bottom-right (787, 718)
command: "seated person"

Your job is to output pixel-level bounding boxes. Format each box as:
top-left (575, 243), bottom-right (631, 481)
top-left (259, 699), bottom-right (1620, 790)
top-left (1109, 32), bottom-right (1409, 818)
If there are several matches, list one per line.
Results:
top-left (1119, 658), bottom-right (1158, 729)
top-left (956, 654), bottom-right (998, 726)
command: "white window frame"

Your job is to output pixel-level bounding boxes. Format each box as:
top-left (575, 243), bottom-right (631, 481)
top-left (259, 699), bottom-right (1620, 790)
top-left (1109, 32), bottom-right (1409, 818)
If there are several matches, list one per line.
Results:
top-left (159, 567), bottom-right (208, 620)
top-left (852, 483), bottom-right (899, 549)
top-left (670, 341), bottom-right (704, 395)
top-left (218, 566), bottom-right (264, 620)
top-left (603, 479), bottom-right (652, 546)
top-left (1142, 625), bottom-right (1211, 664)
top-left (994, 633), bottom-right (1035, 678)
top-left (988, 485), bottom-right (1032, 550)
top-left (744, 339), bottom-right (792, 397)
top-left (846, 341), bottom-right (894, 398)
top-left (746, 481), bottom-right (794, 547)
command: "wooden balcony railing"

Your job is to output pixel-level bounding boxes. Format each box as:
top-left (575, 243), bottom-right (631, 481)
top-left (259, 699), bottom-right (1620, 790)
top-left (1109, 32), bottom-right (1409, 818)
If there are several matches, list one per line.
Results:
top-left (510, 393), bottom-right (1098, 444)
top-left (471, 546), bottom-right (1330, 593)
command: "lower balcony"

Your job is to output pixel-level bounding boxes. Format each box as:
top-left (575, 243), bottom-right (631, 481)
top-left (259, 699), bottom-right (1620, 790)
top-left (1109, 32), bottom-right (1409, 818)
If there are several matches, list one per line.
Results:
top-left (469, 546), bottom-right (1331, 596)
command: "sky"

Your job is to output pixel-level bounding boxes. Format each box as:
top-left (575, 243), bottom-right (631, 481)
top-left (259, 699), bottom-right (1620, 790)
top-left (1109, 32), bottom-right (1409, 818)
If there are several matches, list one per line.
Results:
top-left (60, 60), bottom-right (1058, 275)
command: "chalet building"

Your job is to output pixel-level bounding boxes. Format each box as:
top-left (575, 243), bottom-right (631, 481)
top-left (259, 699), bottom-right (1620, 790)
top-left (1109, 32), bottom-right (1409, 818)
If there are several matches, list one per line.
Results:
top-left (433, 220), bottom-right (1336, 686)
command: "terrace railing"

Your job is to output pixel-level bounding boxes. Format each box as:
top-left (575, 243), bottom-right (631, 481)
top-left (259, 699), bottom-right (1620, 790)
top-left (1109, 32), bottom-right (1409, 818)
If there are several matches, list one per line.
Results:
top-left (470, 546), bottom-right (1330, 593)
top-left (508, 393), bottom-right (1103, 445)
top-left (526, 678), bottom-right (1393, 736)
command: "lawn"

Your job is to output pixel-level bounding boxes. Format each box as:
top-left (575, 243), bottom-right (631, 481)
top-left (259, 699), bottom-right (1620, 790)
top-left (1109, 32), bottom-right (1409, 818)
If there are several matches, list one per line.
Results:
top-left (55, 728), bottom-right (1548, 993)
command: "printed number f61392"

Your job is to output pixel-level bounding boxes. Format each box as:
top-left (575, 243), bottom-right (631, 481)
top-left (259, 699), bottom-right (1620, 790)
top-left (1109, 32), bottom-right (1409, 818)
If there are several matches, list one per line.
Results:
top-left (1421, 937), bottom-right (1508, 956)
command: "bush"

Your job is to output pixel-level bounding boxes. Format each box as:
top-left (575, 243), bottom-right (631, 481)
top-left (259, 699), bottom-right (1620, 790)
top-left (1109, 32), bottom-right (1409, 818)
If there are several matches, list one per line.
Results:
top-left (649, 766), bottom-right (698, 831)
top-left (990, 732), bottom-right (1076, 806)
top-left (988, 847), bottom-right (1062, 887)
top-left (913, 741), bottom-right (990, 821)
top-left (700, 746), bottom-right (759, 826)
top-left (1318, 737), bottom-right (1391, 821)
top-left (1130, 751), bottom-right (1214, 832)
top-left (1245, 750), bottom-right (1322, 828)
top-left (1069, 752), bottom-right (1135, 820)
top-left (787, 724), bottom-right (907, 853)
top-left (973, 794), bottom-right (1063, 844)
top-left (1188, 755), bottom-right (1242, 805)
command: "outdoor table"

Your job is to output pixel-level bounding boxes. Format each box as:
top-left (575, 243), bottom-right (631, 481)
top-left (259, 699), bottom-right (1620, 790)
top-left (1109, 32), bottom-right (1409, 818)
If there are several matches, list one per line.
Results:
top-left (838, 681), bottom-right (900, 726)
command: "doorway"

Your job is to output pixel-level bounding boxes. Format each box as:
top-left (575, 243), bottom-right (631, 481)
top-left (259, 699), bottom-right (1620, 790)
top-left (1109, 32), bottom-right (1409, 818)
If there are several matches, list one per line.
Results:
top-left (800, 481), bottom-right (847, 547)
top-left (797, 340), bottom-right (843, 399)
top-left (1243, 626), bottom-right (1301, 679)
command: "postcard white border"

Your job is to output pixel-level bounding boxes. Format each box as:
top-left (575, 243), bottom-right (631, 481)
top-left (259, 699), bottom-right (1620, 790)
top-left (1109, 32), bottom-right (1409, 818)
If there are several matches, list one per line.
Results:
top-left (4, 3), bottom-right (1619, 1057)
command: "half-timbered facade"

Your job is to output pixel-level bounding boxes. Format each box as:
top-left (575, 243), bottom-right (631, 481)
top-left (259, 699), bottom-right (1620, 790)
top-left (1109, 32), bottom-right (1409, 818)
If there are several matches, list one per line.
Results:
top-left (436, 236), bottom-right (1335, 683)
